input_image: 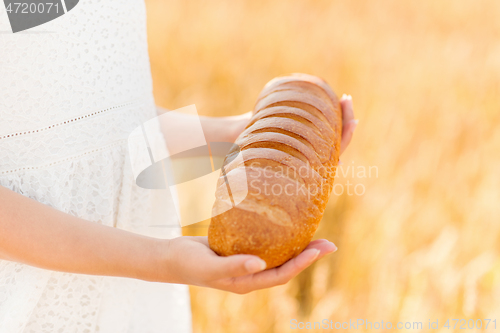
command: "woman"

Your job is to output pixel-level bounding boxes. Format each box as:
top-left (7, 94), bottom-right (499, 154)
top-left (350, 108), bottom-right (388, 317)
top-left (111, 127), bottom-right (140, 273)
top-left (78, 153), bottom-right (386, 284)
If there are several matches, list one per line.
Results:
top-left (0, 0), bottom-right (357, 332)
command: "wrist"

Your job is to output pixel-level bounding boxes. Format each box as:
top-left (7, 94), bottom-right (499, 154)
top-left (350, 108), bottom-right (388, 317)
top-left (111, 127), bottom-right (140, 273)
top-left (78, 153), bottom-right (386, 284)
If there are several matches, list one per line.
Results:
top-left (219, 117), bottom-right (241, 143)
top-left (227, 116), bottom-right (250, 143)
top-left (144, 238), bottom-right (173, 283)
top-left (201, 113), bottom-right (251, 144)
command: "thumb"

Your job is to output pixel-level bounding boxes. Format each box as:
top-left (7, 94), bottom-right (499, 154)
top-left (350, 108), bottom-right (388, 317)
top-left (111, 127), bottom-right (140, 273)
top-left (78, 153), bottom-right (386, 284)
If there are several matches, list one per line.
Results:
top-left (207, 254), bottom-right (267, 280)
top-left (340, 119), bottom-right (358, 155)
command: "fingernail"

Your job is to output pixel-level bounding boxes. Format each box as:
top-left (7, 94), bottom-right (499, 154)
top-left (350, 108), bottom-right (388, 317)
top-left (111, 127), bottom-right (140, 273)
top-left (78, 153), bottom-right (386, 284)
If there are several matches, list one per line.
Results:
top-left (310, 249), bottom-right (321, 262)
top-left (328, 242), bottom-right (338, 253)
top-left (347, 95), bottom-right (352, 100)
top-left (316, 239), bottom-right (331, 243)
top-left (342, 93), bottom-right (347, 99)
top-left (245, 258), bottom-right (267, 273)
top-left (347, 119), bottom-right (358, 128)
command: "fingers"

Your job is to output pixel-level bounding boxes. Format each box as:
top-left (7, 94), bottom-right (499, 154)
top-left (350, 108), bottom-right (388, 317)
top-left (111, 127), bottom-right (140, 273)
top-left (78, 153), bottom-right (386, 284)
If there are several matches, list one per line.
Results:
top-left (214, 254), bottom-right (268, 280)
top-left (340, 120), bottom-right (357, 155)
top-left (189, 252), bottom-right (267, 283)
top-left (271, 241), bottom-right (337, 282)
top-left (223, 240), bottom-right (337, 293)
top-left (194, 235), bottom-right (338, 293)
top-left (202, 237), bottom-right (330, 280)
top-left (306, 238), bottom-right (333, 247)
top-left (187, 236), bottom-right (267, 279)
top-left (339, 94), bottom-right (358, 155)
top-left (340, 94), bottom-right (355, 123)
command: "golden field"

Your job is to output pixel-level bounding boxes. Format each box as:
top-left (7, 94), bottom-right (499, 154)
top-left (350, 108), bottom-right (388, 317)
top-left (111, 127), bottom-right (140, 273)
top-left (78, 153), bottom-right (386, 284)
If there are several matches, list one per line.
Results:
top-left (145, 0), bottom-right (500, 332)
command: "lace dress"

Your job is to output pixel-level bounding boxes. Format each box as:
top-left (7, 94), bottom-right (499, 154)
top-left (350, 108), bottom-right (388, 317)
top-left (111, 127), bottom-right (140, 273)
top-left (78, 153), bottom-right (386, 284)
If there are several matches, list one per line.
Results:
top-left (0, 1), bottom-right (192, 332)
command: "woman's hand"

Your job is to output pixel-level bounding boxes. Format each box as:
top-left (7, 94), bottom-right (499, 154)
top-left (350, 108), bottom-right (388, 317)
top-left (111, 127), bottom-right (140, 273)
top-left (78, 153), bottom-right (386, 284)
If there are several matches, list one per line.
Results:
top-left (339, 94), bottom-right (357, 155)
top-left (200, 111), bottom-right (252, 144)
top-left (156, 236), bottom-right (337, 294)
top-left (213, 94), bottom-right (357, 154)
top-left (161, 94), bottom-right (356, 154)
top-left (161, 94), bottom-right (357, 294)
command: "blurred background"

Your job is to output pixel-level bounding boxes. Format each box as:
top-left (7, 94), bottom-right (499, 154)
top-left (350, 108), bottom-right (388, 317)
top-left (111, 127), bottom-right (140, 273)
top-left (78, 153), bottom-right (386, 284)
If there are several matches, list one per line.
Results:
top-left (145, 0), bottom-right (500, 332)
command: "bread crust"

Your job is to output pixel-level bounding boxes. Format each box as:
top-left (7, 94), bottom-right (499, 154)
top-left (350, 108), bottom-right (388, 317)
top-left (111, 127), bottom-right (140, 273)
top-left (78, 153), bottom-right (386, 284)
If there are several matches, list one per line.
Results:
top-left (208, 74), bottom-right (342, 269)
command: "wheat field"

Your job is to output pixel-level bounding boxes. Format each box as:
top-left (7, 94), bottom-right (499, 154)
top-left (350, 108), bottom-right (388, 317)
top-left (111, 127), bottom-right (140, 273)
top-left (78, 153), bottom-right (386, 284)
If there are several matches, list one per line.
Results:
top-left (145, 0), bottom-right (500, 332)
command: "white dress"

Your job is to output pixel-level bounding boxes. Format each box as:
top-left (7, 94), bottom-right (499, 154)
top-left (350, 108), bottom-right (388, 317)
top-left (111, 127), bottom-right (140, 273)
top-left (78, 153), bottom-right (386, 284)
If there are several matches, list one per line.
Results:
top-left (0, 1), bottom-right (192, 332)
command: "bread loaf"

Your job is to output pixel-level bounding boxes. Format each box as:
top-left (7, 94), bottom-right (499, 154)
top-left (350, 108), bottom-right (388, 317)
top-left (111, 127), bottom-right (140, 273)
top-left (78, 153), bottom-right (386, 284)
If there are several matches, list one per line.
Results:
top-left (208, 73), bottom-right (342, 269)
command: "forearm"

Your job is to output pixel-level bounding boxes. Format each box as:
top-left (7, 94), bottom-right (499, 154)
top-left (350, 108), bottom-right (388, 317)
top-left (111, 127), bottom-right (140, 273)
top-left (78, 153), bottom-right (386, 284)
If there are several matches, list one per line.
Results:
top-left (0, 186), bottom-right (165, 282)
